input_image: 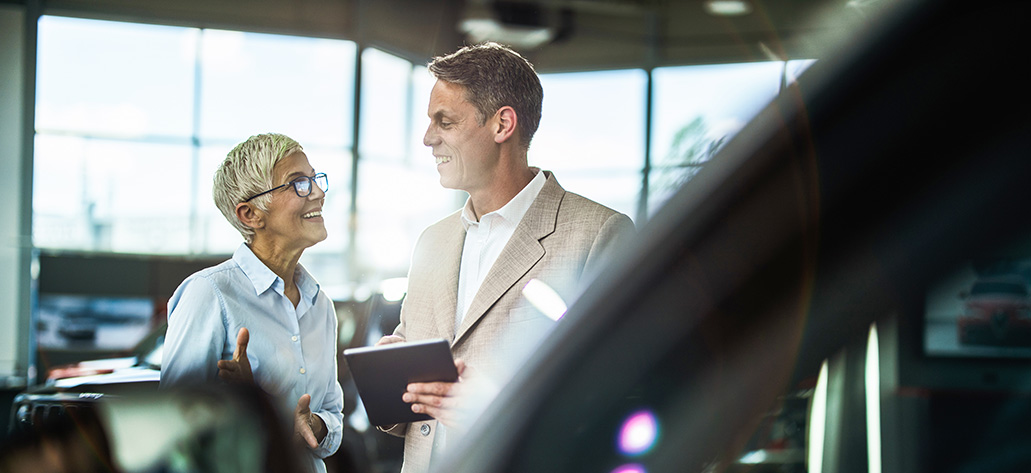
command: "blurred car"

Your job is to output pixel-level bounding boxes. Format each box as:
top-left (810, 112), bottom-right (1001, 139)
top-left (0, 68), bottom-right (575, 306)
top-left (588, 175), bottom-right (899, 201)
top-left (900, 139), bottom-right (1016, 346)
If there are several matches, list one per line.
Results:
top-left (957, 275), bottom-right (1031, 346)
top-left (45, 322), bottom-right (166, 384)
top-left (56, 315), bottom-right (97, 341)
top-left (10, 308), bottom-right (393, 473)
top-left (9, 323), bottom-right (164, 436)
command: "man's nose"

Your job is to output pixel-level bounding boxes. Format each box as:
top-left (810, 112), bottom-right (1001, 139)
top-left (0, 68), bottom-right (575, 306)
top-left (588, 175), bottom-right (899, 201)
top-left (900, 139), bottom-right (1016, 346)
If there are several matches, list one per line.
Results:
top-left (423, 124), bottom-right (438, 147)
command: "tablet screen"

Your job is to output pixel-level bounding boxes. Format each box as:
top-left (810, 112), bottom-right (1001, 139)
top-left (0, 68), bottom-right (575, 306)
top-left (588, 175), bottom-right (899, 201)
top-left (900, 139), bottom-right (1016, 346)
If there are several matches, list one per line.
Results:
top-left (343, 338), bottom-right (458, 426)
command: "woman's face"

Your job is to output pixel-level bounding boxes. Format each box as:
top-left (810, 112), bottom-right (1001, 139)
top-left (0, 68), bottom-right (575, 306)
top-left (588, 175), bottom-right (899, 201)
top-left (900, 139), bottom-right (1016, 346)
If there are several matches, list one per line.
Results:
top-left (258, 151), bottom-right (327, 252)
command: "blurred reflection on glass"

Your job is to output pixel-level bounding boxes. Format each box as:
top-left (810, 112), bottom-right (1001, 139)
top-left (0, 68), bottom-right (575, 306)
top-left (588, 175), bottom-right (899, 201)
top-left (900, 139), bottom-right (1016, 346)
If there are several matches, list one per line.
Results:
top-left (610, 463), bottom-right (647, 473)
top-left (618, 409), bottom-right (659, 456)
top-left (649, 62), bottom-right (783, 216)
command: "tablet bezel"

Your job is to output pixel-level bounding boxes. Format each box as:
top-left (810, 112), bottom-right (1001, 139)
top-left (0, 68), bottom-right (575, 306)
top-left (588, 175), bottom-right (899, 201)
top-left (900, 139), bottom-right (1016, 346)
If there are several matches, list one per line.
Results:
top-left (343, 338), bottom-right (458, 426)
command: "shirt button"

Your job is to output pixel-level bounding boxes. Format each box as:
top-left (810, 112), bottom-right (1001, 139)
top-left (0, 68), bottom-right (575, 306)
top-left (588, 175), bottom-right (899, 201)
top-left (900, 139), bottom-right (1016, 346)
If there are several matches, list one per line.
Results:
top-left (420, 424), bottom-right (431, 436)
top-left (299, 368), bottom-right (306, 374)
top-left (291, 336), bottom-right (298, 342)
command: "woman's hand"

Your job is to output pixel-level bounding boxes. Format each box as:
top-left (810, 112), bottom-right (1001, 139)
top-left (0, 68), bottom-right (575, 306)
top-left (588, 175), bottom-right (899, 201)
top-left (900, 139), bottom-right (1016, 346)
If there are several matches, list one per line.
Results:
top-left (217, 328), bottom-right (253, 383)
top-left (294, 393), bottom-right (326, 449)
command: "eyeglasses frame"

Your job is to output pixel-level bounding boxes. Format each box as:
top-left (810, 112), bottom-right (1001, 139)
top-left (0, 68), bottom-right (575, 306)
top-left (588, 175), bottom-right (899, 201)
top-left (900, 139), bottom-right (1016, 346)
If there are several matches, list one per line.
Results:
top-left (242, 172), bottom-right (328, 203)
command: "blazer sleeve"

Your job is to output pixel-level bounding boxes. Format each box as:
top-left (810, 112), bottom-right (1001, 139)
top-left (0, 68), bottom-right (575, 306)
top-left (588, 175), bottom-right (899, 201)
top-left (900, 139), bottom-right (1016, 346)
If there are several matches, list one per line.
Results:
top-left (582, 211), bottom-right (637, 285)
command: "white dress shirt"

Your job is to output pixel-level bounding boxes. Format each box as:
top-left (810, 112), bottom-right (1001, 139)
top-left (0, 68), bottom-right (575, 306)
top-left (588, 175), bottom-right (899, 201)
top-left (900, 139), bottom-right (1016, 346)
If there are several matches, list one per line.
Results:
top-left (455, 168), bottom-right (547, 331)
top-left (160, 243), bottom-right (343, 473)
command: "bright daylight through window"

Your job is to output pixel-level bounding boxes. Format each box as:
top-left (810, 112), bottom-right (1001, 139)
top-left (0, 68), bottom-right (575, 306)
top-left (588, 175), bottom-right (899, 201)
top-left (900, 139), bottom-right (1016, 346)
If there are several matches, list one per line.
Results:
top-left (33, 15), bottom-right (811, 294)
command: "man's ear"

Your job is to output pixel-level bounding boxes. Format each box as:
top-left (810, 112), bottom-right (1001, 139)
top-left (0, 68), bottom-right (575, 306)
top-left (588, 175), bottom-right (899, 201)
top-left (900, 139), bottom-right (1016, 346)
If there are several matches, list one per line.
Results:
top-left (235, 202), bottom-right (264, 230)
top-left (494, 106), bottom-right (518, 144)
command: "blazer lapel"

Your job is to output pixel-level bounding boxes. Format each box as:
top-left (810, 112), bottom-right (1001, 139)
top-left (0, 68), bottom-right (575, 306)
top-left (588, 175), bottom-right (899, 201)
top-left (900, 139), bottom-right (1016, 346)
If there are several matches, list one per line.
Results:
top-left (454, 173), bottom-right (564, 344)
top-left (434, 215), bottom-right (467, 343)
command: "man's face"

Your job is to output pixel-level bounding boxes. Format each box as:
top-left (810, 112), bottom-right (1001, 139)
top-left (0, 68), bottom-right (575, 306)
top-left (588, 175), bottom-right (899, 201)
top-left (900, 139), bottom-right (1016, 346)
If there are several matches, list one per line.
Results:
top-left (423, 80), bottom-right (499, 194)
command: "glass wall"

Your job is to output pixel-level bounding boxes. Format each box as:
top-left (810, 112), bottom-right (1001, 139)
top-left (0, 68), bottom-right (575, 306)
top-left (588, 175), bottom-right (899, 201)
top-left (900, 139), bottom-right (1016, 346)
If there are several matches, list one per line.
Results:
top-left (648, 61), bottom-right (785, 216)
top-left (33, 15), bottom-right (813, 297)
top-left (34, 16), bottom-right (357, 295)
top-left (533, 69), bottom-right (647, 220)
top-left (34, 18), bottom-right (199, 254)
top-left (356, 51), bottom-right (463, 282)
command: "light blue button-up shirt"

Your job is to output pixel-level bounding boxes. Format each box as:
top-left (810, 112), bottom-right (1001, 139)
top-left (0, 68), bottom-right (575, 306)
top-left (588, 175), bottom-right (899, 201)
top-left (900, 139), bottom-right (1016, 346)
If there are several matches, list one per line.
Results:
top-left (160, 243), bottom-right (343, 473)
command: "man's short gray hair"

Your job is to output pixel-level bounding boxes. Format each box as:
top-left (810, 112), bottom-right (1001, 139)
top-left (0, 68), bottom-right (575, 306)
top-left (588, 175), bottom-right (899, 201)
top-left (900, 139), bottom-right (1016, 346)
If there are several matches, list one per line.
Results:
top-left (213, 133), bottom-right (302, 243)
top-left (428, 41), bottom-right (543, 150)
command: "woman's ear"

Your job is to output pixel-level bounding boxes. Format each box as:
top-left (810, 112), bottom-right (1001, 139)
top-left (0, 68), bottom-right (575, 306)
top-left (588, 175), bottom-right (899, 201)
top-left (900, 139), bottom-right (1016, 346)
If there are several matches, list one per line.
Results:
top-left (235, 202), bottom-right (264, 230)
top-left (494, 106), bottom-right (518, 144)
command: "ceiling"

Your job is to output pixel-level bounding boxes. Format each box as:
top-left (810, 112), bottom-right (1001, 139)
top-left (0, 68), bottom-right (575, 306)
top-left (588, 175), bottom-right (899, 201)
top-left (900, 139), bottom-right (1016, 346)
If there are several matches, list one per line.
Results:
top-left (36, 0), bottom-right (887, 71)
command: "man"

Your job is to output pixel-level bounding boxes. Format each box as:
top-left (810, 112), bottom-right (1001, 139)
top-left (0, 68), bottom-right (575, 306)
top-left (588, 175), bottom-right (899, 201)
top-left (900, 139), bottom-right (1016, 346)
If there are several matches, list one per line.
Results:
top-left (378, 42), bottom-right (636, 473)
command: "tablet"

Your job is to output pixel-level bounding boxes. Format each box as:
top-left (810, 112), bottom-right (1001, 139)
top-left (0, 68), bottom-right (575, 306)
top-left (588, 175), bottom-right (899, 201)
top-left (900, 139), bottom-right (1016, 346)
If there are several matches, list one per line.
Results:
top-left (343, 338), bottom-right (458, 426)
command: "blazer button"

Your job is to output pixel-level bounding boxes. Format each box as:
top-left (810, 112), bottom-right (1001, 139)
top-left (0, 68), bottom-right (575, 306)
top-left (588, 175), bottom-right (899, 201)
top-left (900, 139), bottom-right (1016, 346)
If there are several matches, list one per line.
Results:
top-left (420, 423), bottom-right (431, 436)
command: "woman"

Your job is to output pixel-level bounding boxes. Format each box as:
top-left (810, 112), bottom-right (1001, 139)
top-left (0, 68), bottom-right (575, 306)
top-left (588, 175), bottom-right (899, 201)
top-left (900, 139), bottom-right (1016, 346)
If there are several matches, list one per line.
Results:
top-left (160, 133), bottom-right (343, 473)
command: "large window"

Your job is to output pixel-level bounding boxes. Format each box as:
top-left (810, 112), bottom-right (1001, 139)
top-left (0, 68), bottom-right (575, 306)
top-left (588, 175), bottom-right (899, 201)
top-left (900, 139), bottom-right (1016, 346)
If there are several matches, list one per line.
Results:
top-left (34, 16), bottom-right (357, 293)
top-left (356, 51), bottom-right (463, 281)
top-left (33, 15), bottom-right (814, 294)
top-left (648, 61), bottom-right (786, 216)
top-left (35, 18), bottom-right (198, 254)
top-left (534, 69), bottom-right (647, 220)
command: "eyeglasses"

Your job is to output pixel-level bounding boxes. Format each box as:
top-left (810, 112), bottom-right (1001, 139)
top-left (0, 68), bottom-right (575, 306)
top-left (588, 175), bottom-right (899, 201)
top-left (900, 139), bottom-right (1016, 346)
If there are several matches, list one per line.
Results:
top-left (243, 173), bottom-right (328, 203)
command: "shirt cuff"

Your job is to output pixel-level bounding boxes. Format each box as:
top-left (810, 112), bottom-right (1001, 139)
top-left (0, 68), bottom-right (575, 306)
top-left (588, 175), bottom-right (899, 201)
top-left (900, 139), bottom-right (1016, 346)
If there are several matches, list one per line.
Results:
top-left (311, 411), bottom-right (342, 459)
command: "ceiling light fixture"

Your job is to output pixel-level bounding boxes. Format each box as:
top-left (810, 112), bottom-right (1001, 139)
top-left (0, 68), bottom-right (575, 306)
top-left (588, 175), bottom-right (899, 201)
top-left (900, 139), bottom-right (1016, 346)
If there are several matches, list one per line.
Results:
top-left (459, 2), bottom-right (556, 49)
top-left (704, 0), bottom-right (753, 17)
top-left (459, 17), bottom-right (554, 49)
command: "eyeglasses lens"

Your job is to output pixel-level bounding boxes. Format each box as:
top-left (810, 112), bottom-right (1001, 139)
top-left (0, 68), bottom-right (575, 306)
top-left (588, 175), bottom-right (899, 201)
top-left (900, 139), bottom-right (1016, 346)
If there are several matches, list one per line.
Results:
top-left (293, 177), bottom-right (312, 196)
top-left (291, 174), bottom-right (328, 197)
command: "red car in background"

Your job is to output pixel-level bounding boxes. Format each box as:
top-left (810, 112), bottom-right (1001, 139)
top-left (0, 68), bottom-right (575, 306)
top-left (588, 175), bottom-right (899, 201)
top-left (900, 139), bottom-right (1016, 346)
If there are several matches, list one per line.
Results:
top-left (957, 275), bottom-right (1031, 347)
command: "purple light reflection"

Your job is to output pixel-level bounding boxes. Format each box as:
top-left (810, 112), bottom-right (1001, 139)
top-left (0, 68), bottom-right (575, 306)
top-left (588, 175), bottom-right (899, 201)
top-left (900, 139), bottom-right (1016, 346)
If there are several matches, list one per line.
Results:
top-left (617, 409), bottom-right (659, 456)
top-left (610, 463), bottom-right (647, 473)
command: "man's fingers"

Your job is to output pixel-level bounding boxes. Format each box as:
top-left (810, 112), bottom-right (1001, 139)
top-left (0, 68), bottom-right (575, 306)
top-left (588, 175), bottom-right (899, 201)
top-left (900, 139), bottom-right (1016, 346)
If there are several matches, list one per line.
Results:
top-left (403, 391), bottom-right (457, 409)
top-left (234, 327), bottom-right (249, 362)
top-left (407, 381), bottom-right (455, 396)
top-left (375, 335), bottom-right (405, 346)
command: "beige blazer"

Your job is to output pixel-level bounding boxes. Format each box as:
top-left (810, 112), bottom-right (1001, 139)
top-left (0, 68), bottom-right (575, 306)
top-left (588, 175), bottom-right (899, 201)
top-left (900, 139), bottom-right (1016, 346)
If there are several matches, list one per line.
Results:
top-left (383, 171), bottom-right (636, 473)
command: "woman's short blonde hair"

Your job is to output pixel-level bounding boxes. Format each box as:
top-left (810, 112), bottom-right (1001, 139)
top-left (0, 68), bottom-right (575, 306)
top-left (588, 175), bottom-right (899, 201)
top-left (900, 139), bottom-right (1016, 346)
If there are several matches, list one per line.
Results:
top-left (213, 133), bottom-right (302, 243)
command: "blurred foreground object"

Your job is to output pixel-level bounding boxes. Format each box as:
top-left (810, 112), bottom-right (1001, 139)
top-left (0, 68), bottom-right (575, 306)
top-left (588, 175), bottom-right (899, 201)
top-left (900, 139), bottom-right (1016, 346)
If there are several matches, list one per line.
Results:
top-left (4, 384), bottom-right (303, 473)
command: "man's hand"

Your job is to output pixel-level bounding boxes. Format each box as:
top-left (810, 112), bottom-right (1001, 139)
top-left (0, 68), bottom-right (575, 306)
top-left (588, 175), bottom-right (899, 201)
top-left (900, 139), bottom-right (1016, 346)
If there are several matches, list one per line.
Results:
top-left (217, 328), bottom-right (253, 383)
top-left (294, 393), bottom-right (327, 449)
top-left (403, 359), bottom-right (479, 429)
top-left (375, 334), bottom-right (405, 346)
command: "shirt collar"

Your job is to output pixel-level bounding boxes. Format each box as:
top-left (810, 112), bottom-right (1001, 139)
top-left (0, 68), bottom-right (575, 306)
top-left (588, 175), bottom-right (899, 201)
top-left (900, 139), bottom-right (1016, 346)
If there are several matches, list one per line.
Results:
top-left (233, 243), bottom-right (320, 305)
top-left (295, 264), bottom-right (321, 306)
top-left (460, 167), bottom-right (547, 230)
